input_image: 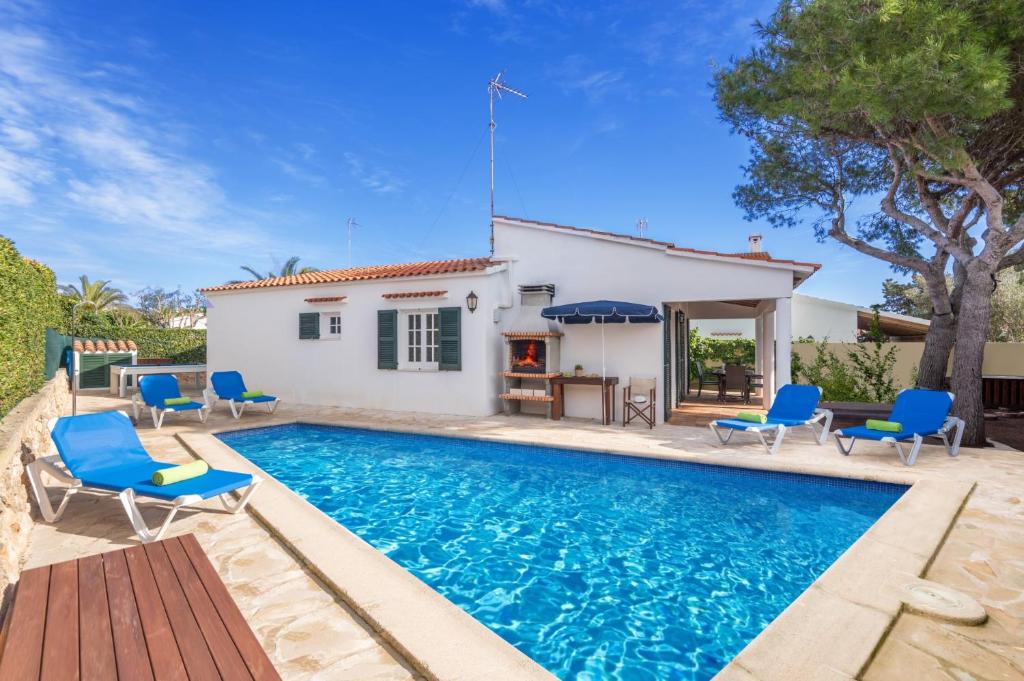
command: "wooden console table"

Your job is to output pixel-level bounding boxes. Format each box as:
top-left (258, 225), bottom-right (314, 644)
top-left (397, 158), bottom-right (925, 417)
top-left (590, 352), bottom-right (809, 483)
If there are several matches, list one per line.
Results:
top-left (551, 376), bottom-right (619, 425)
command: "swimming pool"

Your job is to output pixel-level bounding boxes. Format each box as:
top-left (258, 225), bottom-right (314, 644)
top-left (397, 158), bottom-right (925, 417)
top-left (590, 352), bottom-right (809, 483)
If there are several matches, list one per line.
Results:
top-left (217, 424), bottom-right (905, 680)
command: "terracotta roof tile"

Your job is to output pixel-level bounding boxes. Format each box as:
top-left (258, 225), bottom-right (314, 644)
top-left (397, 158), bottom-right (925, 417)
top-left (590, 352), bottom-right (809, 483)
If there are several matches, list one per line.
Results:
top-left (381, 290), bottom-right (448, 299)
top-left (72, 338), bottom-right (135, 353)
top-left (501, 331), bottom-right (564, 338)
top-left (304, 296), bottom-right (348, 303)
top-left (494, 216), bottom-right (822, 271)
top-left (202, 258), bottom-right (498, 293)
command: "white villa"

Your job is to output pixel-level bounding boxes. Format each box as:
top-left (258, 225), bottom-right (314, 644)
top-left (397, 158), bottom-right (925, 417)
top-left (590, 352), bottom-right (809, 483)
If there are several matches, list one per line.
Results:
top-left (202, 216), bottom-right (823, 424)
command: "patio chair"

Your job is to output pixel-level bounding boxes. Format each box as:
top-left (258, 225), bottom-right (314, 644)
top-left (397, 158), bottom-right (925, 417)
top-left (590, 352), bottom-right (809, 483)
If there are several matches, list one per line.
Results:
top-left (623, 377), bottom-right (657, 429)
top-left (718, 364), bottom-right (748, 402)
top-left (132, 374), bottom-right (208, 429)
top-left (709, 384), bottom-right (833, 455)
top-left (205, 370), bottom-right (280, 419)
top-left (26, 411), bottom-right (261, 543)
top-left (692, 361), bottom-right (720, 398)
top-left (746, 372), bottom-right (763, 404)
top-left (833, 389), bottom-right (965, 466)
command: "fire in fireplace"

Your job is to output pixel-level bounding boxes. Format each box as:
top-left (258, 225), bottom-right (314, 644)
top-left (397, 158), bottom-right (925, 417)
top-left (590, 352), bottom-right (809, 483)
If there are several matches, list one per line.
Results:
top-left (510, 339), bottom-right (547, 373)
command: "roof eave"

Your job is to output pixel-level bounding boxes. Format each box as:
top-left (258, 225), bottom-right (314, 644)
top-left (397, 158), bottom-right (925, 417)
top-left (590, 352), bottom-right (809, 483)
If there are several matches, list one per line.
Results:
top-left (201, 261), bottom-right (505, 295)
top-left (495, 215), bottom-right (822, 275)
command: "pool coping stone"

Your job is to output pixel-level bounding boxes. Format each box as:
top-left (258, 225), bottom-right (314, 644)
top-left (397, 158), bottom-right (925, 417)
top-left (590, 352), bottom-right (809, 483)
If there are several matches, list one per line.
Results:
top-left (177, 419), bottom-right (974, 681)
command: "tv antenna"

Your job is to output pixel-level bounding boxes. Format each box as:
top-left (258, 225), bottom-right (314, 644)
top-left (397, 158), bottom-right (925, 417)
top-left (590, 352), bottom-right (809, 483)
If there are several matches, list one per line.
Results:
top-left (488, 70), bottom-right (528, 253)
top-left (636, 218), bottom-right (648, 238)
top-left (346, 217), bottom-right (360, 268)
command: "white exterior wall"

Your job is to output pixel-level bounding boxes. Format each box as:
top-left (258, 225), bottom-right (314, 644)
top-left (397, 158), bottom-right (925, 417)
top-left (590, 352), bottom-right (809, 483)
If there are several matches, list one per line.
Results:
top-left (206, 269), bottom-right (506, 417)
top-left (204, 219), bottom-right (811, 423)
top-left (693, 294), bottom-right (858, 342)
top-left (494, 218), bottom-right (802, 422)
top-left (690, 318), bottom-right (756, 338)
top-left (791, 294), bottom-right (858, 341)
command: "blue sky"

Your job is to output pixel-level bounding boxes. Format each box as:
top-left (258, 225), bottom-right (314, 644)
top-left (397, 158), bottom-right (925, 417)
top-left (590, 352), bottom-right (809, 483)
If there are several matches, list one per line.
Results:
top-left (0, 0), bottom-right (898, 305)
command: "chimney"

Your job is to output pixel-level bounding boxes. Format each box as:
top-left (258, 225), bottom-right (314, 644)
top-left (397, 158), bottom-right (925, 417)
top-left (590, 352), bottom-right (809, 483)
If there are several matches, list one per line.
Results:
top-left (748, 233), bottom-right (763, 253)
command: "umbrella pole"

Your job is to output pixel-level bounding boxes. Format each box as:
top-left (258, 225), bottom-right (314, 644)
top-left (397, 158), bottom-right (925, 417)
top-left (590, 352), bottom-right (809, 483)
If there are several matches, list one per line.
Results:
top-left (601, 319), bottom-right (606, 380)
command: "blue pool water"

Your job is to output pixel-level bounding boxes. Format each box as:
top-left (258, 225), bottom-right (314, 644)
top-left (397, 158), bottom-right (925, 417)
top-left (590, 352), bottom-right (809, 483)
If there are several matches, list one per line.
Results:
top-left (217, 424), bottom-right (904, 680)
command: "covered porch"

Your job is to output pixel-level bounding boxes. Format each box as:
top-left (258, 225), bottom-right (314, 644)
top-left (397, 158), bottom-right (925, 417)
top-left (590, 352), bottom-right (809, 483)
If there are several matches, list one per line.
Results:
top-left (661, 297), bottom-right (793, 421)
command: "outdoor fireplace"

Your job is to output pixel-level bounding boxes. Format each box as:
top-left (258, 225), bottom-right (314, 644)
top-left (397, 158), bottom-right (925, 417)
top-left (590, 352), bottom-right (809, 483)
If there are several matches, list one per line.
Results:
top-left (510, 338), bottom-right (547, 374)
top-left (500, 331), bottom-right (562, 418)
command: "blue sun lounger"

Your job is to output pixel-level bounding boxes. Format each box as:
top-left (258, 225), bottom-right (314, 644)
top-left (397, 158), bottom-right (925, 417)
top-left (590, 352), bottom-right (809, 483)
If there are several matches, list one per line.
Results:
top-left (132, 374), bottom-right (208, 429)
top-left (26, 411), bottom-right (261, 543)
top-left (709, 384), bottom-right (833, 455)
top-left (204, 370), bottom-right (280, 419)
top-left (833, 389), bottom-right (964, 466)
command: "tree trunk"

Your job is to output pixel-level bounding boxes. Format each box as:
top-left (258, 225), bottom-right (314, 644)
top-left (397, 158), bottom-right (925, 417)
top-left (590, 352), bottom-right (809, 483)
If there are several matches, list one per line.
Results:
top-left (916, 269), bottom-right (956, 390)
top-left (950, 264), bottom-right (996, 447)
top-left (917, 310), bottom-right (955, 389)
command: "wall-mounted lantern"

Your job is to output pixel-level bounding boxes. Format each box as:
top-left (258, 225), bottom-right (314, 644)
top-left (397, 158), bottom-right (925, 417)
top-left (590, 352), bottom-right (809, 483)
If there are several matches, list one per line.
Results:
top-left (466, 290), bottom-right (479, 314)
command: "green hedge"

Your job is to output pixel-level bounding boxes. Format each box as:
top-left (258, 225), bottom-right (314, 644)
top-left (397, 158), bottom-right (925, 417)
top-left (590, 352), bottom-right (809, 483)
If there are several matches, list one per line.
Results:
top-left (68, 321), bottom-right (206, 364)
top-left (55, 295), bottom-right (206, 364)
top-left (688, 330), bottom-right (756, 379)
top-left (0, 236), bottom-right (61, 418)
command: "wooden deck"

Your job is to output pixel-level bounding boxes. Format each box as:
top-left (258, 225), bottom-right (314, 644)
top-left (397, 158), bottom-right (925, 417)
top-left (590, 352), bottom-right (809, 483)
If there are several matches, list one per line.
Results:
top-left (667, 393), bottom-right (766, 427)
top-left (0, 534), bottom-right (280, 681)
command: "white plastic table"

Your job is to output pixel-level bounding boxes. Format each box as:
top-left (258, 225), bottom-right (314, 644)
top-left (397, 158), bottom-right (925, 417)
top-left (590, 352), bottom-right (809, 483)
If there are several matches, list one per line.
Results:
top-left (111, 363), bottom-right (207, 397)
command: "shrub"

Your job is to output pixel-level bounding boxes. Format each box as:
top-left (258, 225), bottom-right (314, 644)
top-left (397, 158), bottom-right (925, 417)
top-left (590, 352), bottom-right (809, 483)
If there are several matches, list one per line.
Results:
top-left (0, 236), bottom-right (61, 417)
top-left (689, 330), bottom-right (756, 379)
top-left (793, 338), bottom-right (862, 401)
top-left (848, 311), bottom-right (899, 403)
top-left (57, 295), bottom-right (206, 363)
top-left (793, 315), bottom-right (899, 404)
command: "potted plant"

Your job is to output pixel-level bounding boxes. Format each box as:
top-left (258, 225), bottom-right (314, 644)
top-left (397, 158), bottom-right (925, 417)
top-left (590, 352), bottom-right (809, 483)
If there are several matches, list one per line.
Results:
top-left (574, 363), bottom-right (584, 377)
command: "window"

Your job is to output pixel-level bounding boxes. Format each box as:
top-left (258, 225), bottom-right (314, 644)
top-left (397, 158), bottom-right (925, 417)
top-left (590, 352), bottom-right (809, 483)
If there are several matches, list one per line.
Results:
top-left (319, 312), bottom-right (342, 339)
top-left (404, 310), bottom-right (439, 369)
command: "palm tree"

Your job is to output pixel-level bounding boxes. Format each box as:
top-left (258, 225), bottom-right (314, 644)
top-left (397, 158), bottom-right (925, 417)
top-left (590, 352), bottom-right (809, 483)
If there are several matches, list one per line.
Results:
top-left (238, 256), bottom-right (319, 281)
top-left (59, 275), bottom-right (128, 310)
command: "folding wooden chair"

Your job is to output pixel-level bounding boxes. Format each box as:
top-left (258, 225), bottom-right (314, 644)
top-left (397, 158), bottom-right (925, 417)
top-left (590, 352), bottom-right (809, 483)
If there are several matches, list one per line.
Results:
top-left (623, 377), bottom-right (657, 428)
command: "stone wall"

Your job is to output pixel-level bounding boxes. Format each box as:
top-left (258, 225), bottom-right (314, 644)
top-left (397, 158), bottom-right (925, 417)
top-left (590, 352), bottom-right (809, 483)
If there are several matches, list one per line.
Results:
top-left (0, 376), bottom-right (70, 621)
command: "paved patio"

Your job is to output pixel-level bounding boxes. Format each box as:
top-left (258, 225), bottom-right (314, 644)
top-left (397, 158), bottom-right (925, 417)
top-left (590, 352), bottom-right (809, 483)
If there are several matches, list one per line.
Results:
top-left (22, 391), bottom-right (1024, 680)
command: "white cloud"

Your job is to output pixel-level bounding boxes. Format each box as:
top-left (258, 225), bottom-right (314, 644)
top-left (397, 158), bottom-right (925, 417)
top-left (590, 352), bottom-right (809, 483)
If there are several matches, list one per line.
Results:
top-left (0, 145), bottom-right (51, 205)
top-left (274, 158), bottom-right (326, 187)
top-left (549, 55), bottom-right (626, 102)
top-left (344, 152), bottom-right (404, 195)
top-left (0, 19), bottom-right (280, 256)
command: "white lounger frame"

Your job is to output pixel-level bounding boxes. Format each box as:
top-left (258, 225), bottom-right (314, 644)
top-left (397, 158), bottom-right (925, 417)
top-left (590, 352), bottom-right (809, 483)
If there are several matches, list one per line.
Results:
top-left (131, 393), bottom-right (209, 429)
top-left (26, 414), bottom-right (261, 543)
top-left (203, 389), bottom-right (280, 419)
top-left (710, 408), bottom-right (834, 455)
top-left (833, 415), bottom-right (965, 466)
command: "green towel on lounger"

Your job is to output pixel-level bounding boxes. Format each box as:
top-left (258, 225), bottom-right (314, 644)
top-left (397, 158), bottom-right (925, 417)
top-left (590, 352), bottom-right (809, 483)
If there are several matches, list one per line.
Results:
top-left (737, 412), bottom-right (767, 424)
top-left (241, 390), bottom-right (263, 399)
top-left (163, 396), bottom-right (190, 407)
top-left (866, 419), bottom-right (902, 432)
top-left (152, 460), bottom-right (209, 486)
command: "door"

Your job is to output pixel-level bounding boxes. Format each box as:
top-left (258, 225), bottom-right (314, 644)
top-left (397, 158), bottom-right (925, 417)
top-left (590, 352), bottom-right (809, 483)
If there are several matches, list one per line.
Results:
top-left (674, 310), bottom-right (687, 405)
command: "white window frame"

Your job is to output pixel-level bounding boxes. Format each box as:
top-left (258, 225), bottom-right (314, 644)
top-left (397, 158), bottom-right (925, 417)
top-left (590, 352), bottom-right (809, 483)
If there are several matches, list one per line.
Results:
top-left (320, 311), bottom-right (342, 340)
top-left (401, 309), bottom-right (439, 371)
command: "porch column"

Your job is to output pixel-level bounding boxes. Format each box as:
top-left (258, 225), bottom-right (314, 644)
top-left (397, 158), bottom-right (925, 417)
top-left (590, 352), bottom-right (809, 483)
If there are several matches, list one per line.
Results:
top-left (760, 310), bottom-right (775, 409)
top-left (775, 297), bottom-right (793, 388)
top-left (754, 313), bottom-right (763, 374)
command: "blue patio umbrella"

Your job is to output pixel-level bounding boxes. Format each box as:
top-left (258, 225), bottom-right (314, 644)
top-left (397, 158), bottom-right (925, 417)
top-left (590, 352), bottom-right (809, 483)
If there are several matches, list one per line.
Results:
top-left (541, 300), bottom-right (664, 378)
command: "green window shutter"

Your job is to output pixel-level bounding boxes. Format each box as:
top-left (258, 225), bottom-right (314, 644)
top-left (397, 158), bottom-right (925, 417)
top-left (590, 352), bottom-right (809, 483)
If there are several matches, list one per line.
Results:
top-left (662, 304), bottom-right (670, 422)
top-left (79, 354), bottom-right (111, 389)
top-left (378, 309), bottom-right (398, 369)
top-left (299, 312), bottom-right (320, 339)
top-left (438, 306), bottom-right (461, 371)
